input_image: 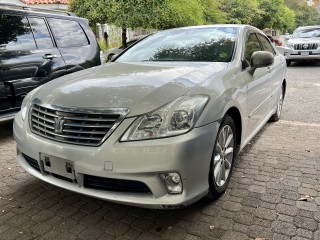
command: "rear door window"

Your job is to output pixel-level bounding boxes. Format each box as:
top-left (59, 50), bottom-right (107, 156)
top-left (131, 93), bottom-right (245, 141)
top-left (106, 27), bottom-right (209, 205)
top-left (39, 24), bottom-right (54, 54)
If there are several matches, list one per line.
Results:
top-left (0, 14), bottom-right (36, 51)
top-left (47, 18), bottom-right (89, 48)
top-left (28, 17), bottom-right (54, 49)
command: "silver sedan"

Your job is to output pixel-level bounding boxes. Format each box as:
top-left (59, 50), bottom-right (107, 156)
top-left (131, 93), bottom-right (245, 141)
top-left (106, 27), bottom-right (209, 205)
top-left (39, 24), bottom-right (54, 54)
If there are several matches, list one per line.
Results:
top-left (13, 25), bottom-right (286, 209)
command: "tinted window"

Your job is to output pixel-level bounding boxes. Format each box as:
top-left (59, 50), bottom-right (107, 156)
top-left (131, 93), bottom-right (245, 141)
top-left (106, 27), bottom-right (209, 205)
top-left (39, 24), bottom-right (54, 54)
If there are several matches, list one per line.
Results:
top-left (117, 27), bottom-right (238, 62)
top-left (28, 17), bottom-right (53, 49)
top-left (257, 34), bottom-right (275, 55)
top-left (0, 15), bottom-right (36, 51)
top-left (244, 33), bottom-right (262, 67)
top-left (47, 18), bottom-right (88, 48)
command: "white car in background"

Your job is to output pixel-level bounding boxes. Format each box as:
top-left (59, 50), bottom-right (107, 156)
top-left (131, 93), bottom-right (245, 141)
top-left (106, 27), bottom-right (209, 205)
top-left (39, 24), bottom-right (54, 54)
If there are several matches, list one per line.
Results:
top-left (282, 26), bottom-right (320, 66)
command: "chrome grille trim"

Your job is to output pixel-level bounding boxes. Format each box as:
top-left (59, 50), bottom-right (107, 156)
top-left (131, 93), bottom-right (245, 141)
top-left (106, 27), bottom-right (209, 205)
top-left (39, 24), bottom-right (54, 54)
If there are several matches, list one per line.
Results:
top-left (294, 43), bottom-right (319, 50)
top-left (29, 99), bottom-right (130, 146)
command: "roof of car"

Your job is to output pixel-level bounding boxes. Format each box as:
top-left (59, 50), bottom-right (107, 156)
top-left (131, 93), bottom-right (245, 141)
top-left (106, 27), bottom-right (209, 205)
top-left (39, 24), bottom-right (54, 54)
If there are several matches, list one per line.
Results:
top-left (0, 3), bottom-right (75, 16)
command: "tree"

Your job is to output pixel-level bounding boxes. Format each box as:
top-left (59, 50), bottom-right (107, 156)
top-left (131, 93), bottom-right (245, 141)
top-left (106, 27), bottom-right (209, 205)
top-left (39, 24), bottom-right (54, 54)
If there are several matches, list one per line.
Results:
top-left (255, 0), bottom-right (295, 32)
top-left (218, 0), bottom-right (262, 25)
top-left (69, 0), bottom-right (219, 47)
top-left (199, 0), bottom-right (226, 24)
top-left (284, 0), bottom-right (320, 31)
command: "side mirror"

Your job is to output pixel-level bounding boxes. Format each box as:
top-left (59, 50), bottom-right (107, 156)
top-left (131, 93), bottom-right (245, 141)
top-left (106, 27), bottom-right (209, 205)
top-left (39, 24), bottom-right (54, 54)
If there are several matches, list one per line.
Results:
top-left (251, 51), bottom-right (274, 68)
top-left (110, 54), bottom-right (119, 62)
top-left (249, 51), bottom-right (274, 74)
top-left (285, 35), bottom-right (291, 40)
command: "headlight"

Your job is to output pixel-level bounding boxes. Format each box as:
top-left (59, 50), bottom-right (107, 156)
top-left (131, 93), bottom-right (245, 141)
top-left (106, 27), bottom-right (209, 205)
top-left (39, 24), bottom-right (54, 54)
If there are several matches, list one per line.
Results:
top-left (286, 43), bottom-right (294, 49)
top-left (21, 87), bottom-right (39, 121)
top-left (121, 95), bottom-right (209, 141)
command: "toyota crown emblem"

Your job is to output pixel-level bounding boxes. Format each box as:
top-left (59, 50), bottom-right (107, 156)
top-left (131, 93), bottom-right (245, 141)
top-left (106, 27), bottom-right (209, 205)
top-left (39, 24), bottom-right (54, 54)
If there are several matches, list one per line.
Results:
top-left (54, 116), bottom-right (65, 134)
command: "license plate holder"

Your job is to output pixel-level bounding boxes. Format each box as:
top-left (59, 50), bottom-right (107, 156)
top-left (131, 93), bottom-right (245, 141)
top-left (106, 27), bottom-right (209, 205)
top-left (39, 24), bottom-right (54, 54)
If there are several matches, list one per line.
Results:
top-left (40, 153), bottom-right (75, 180)
top-left (301, 51), bottom-right (309, 56)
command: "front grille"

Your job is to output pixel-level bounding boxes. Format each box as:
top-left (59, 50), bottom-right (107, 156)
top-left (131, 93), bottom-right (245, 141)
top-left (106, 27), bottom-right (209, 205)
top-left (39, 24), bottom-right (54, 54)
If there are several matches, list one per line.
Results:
top-left (84, 175), bottom-right (151, 193)
top-left (30, 102), bottom-right (129, 146)
top-left (23, 154), bottom-right (41, 172)
top-left (294, 43), bottom-right (318, 50)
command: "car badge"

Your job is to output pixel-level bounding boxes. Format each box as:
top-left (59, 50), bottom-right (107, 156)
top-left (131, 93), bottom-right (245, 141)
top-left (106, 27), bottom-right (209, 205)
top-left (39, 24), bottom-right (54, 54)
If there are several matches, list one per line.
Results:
top-left (303, 44), bottom-right (309, 49)
top-left (54, 116), bottom-right (65, 134)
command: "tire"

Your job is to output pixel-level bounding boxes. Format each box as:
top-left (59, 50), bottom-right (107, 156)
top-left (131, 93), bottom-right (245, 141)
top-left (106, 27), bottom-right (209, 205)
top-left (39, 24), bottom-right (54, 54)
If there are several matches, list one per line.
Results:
top-left (207, 115), bottom-right (236, 198)
top-left (270, 85), bottom-right (284, 122)
top-left (286, 59), bottom-right (292, 66)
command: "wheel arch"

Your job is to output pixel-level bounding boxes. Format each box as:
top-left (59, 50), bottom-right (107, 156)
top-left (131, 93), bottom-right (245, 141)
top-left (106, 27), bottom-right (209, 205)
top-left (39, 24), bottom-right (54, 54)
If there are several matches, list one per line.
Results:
top-left (225, 107), bottom-right (242, 155)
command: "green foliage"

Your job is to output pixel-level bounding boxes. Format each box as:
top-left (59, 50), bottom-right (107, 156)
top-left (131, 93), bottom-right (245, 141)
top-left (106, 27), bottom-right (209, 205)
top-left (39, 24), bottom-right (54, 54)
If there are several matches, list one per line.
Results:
top-left (255, 0), bottom-right (295, 32)
top-left (218, 0), bottom-right (262, 24)
top-left (284, 0), bottom-right (320, 32)
top-left (69, 0), bottom-right (319, 35)
top-left (200, 0), bottom-right (226, 24)
top-left (98, 39), bottom-right (107, 52)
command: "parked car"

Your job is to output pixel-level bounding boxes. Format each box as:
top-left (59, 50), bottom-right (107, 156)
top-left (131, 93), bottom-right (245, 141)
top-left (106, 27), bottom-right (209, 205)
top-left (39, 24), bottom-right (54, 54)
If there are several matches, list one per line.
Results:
top-left (104, 36), bottom-right (144, 61)
top-left (0, 3), bottom-right (102, 121)
top-left (282, 25), bottom-right (320, 66)
top-left (14, 24), bottom-right (286, 209)
top-left (267, 35), bottom-right (283, 46)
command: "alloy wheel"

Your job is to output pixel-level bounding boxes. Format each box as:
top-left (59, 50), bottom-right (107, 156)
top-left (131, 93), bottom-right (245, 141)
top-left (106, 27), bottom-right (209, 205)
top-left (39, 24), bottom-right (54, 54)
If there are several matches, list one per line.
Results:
top-left (213, 125), bottom-right (234, 187)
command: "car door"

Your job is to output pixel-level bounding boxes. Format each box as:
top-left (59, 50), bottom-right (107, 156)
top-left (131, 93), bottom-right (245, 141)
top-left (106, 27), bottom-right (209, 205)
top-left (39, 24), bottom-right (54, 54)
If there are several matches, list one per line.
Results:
top-left (47, 18), bottom-right (100, 74)
top-left (256, 33), bottom-right (285, 110)
top-left (0, 14), bottom-right (66, 109)
top-left (241, 31), bottom-right (274, 134)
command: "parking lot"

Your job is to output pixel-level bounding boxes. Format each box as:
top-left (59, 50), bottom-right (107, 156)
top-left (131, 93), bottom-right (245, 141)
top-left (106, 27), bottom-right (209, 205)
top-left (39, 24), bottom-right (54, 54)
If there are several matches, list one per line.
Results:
top-left (0, 61), bottom-right (320, 240)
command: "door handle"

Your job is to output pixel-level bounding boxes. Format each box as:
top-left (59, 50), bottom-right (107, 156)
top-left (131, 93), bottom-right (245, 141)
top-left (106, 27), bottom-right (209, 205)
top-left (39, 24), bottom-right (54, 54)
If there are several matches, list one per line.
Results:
top-left (267, 67), bottom-right (272, 73)
top-left (43, 54), bottom-right (57, 60)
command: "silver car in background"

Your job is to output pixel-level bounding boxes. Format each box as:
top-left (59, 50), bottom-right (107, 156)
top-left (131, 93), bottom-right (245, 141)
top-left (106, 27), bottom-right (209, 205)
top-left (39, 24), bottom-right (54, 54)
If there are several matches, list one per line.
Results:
top-left (282, 25), bottom-right (320, 66)
top-left (14, 25), bottom-right (286, 209)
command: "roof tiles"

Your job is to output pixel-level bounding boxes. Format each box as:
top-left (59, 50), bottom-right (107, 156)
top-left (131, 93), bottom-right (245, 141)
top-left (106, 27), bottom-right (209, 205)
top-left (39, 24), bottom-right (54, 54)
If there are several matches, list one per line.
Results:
top-left (22, 0), bottom-right (68, 4)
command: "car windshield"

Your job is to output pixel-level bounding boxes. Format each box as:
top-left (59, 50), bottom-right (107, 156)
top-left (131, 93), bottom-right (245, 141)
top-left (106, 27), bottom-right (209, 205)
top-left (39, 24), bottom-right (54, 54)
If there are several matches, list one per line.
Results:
top-left (292, 28), bottom-right (320, 38)
top-left (116, 27), bottom-right (238, 62)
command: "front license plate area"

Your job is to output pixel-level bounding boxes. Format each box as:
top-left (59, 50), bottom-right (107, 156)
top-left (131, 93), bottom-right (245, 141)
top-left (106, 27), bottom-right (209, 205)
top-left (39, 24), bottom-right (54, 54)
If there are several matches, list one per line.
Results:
top-left (301, 51), bottom-right (309, 56)
top-left (40, 153), bottom-right (75, 180)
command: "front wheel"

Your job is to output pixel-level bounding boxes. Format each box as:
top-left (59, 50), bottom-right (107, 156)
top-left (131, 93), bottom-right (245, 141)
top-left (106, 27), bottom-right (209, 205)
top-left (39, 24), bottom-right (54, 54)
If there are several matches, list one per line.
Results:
top-left (286, 59), bottom-right (292, 66)
top-left (207, 115), bottom-right (236, 198)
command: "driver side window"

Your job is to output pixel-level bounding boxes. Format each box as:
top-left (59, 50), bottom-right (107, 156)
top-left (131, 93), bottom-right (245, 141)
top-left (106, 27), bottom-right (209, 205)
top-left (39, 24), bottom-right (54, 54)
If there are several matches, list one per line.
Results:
top-left (244, 33), bottom-right (262, 68)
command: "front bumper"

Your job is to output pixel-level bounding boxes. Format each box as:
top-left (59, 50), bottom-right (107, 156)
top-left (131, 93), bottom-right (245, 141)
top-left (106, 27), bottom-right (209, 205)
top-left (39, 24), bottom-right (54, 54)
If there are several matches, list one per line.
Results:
top-left (282, 46), bottom-right (320, 60)
top-left (14, 112), bottom-right (219, 209)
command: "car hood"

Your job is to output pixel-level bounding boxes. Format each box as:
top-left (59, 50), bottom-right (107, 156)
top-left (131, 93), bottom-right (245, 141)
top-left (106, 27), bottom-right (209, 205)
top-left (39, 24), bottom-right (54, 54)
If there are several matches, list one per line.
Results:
top-left (288, 38), bottom-right (320, 44)
top-left (34, 62), bottom-right (228, 117)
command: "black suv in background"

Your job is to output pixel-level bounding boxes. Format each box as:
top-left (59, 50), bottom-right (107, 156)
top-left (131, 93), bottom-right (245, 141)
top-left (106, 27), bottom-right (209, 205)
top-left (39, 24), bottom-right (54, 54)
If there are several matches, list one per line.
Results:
top-left (0, 4), bottom-right (101, 120)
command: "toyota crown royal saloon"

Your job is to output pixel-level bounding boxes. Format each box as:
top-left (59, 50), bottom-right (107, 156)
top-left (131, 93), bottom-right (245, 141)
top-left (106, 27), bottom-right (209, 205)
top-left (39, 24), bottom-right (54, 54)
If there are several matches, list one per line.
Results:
top-left (13, 24), bottom-right (286, 209)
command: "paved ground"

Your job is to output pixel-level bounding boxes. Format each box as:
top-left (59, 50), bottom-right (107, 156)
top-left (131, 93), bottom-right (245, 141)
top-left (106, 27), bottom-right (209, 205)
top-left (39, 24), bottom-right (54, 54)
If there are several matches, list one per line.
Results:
top-left (0, 61), bottom-right (320, 240)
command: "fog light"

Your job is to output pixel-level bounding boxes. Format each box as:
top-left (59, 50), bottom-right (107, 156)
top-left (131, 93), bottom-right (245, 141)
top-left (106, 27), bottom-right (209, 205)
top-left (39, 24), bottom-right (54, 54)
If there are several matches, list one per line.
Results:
top-left (160, 173), bottom-right (183, 194)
